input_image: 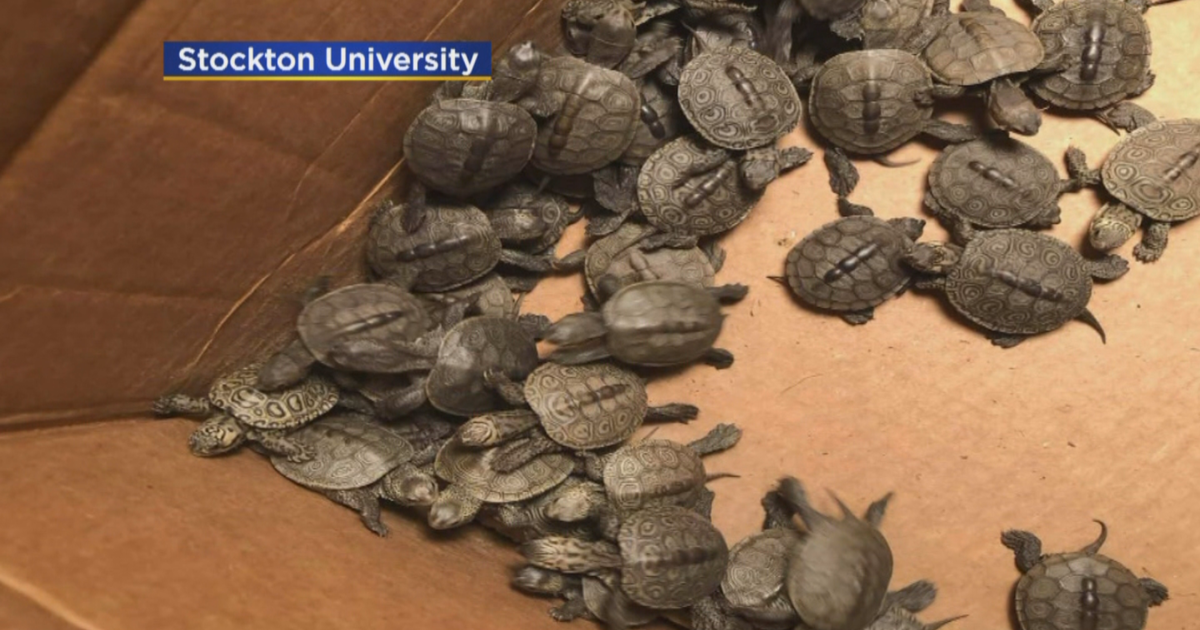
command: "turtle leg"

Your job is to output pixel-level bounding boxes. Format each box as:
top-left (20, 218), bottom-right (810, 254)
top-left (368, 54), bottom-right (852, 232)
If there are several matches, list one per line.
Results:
top-left (247, 429), bottom-right (315, 463)
top-left (152, 394), bottom-right (212, 417)
top-left (639, 231), bottom-right (701, 251)
top-left (1000, 529), bottom-right (1044, 573)
top-left (776, 476), bottom-right (831, 529)
top-left (500, 249), bottom-right (583, 273)
top-left (1028, 204), bottom-right (1062, 228)
top-left (838, 197), bottom-right (875, 217)
top-left (518, 313), bottom-right (553, 341)
top-left (379, 463), bottom-right (439, 507)
top-left (1133, 220), bottom-right (1170, 263)
top-left (864, 492), bottom-right (892, 527)
top-left (322, 488), bottom-right (388, 537)
top-left (335, 391), bottom-right (377, 415)
top-left (760, 489), bottom-right (798, 530)
top-left (1028, 0), bottom-right (1057, 13)
top-left (840, 308), bottom-right (875, 325)
top-left (491, 432), bottom-right (566, 473)
top-left (960, 0), bottom-right (1004, 12)
top-left (692, 593), bottom-right (752, 630)
top-left (686, 422), bottom-right (743, 456)
top-left (1088, 254), bottom-right (1130, 281)
top-left (1063, 146), bottom-right (1101, 187)
top-left (921, 119), bottom-right (981, 144)
top-left (257, 338), bottom-right (317, 391)
top-left (693, 487), bottom-right (717, 521)
top-left (989, 332), bottom-right (1028, 348)
top-left (883, 580), bottom-right (938, 613)
top-left (402, 182), bottom-right (430, 233)
top-left (703, 348), bottom-right (734, 369)
top-left (377, 376), bottom-right (429, 420)
top-left (702, 240), bottom-right (727, 273)
top-left (645, 403), bottom-right (700, 423)
top-left (1097, 101), bottom-right (1158, 133)
top-left (1140, 578), bottom-right (1169, 605)
top-left (824, 148), bottom-right (860, 197)
top-left (483, 368), bottom-right (528, 406)
top-left (708, 283), bottom-right (749, 303)
top-left (913, 276), bottom-right (947, 291)
top-left (550, 588), bottom-right (591, 622)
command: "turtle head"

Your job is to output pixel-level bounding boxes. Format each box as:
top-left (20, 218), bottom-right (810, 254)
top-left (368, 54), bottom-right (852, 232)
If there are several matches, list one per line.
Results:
top-left (427, 490), bottom-right (478, 530)
top-left (903, 242), bottom-right (961, 276)
top-left (187, 415), bottom-right (246, 457)
top-left (546, 484), bottom-right (603, 522)
top-left (1089, 202), bottom-right (1141, 252)
top-left (381, 470), bottom-right (439, 507)
top-left (511, 565), bottom-right (568, 596)
top-left (889, 217), bottom-right (926, 241)
top-left (490, 41), bottom-right (543, 103)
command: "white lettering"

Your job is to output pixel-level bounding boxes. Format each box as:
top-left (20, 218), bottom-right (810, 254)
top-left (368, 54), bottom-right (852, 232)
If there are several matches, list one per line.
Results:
top-left (179, 47), bottom-right (196, 71)
top-left (197, 49), bottom-right (210, 70)
top-left (230, 52), bottom-right (245, 71)
top-left (277, 52), bottom-right (295, 71)
top-left (264, 49), bottom-right (277, 71)
top-left (327, 47), bottom-right (346, 71)
top-left (248, 47), bottom-right (264, 71)
top-left (209, 52), bottom-right (228, 71)
top-left (349, 52), bottom-right (366, 71)
top-left (461, 53), bottom-right (477, 77)
top-left (297, 52), bottom-right (314, 72)
top-left (425, 53), bottom-right (439, 72)
top-left (394, 53), bottom-right (409, 71)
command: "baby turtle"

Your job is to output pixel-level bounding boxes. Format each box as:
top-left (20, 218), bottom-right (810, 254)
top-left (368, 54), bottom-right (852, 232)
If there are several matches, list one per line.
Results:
top-left (903, 229), bottom-right (1129, 347)
top-left (585, 223), bottom-right (723, 301)
top-left (677, 47), bottom-right (802, 151)
top-left (521, 505), bottom-right (730, 611)
top-left (513, 567), bottom-right (660, 625)
top-left (484, 181), bottom-right (578, 255)
top-left (479, 476), bottom-right (602, 544)
top-left (296, 283), bottom-right (435, 374)
top-left (545, 280), bottom-right (747, 369)
top-left (722, 527), bottom-right (805, 624)
top-left (428, 433), bottom-right (575, 530)
top-left (403, 98), bottom-right (537, 198)
top-left (271, 413), bottom-right (440, 536)
top-left (926, 134), bottom-right (1086, 243)
top-left (780, 208), bottom-right (926, 325)
top-left (1002, 521), bottom-right (1168, 630)
top-left (562, 0), bottom-right (638, 68)
top-left (808, 50), bottom-right (978, 197)
top-left (1074, 113), bottom-right (1200, 262)
top-left (426, 316), bottom-right (541, 416)
top-left (620, 77), bottom-right (686, 165)
top-left (777, 476), bottom-right (894, 630)
top-left (153, 363), bottom-right (338, 462)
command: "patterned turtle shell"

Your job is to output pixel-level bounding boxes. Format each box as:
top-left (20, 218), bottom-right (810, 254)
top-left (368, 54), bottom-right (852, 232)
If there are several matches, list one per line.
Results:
top-left (618, 505), bottom-right (729, 609)
top-left (426, 316), bottom-right (540, 416)
top-left (677, 47), bottom-right (801, 150)
top-left (208, 363), bottom-right (338, 430)
top-left (434, 435), bottom-right (574, 503)
top-left (946, 230), bottom-right (1093, 335)
top-left (403, 99), bottom-right (537, 197)
top-left (603, 439), bottom-right (707, 512)
top-left (638, 135), bottom-right (761, 237)
top-left (923, 13), bottom-right (1044, 86)
top-left (524, 361), bottom-right (648, 450)
top-left (785, 216), bottom-right (917, 312)
top-left (603, 281), bottom-right (725, 366)
top-left (297, 284), bottom-right (433, 371)
top-left (928, 135), bottom-right (1063, 228)
top-left (1015, 551), bottom-right (1155, 630)
top-left (270, 413), bottom-right (414, 490)
top-left (722, 528), bottom-right (804, 609)
top-left (809, 50), bottom-right (934, 155)
top-left (1101, 118), bottom-right (1200, 222)
top-left (367, 202), bottom-right (501, 292)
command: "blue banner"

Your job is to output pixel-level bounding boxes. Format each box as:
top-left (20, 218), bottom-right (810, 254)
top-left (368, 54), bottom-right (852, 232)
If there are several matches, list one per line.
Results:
top-left (163, 41), bottom-right (492, 80)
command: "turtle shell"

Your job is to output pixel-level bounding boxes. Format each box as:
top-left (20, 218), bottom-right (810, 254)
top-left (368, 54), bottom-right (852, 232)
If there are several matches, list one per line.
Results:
top-left (524, 362), bottom-right (649, 450)
top-left (1014, 551), bottom-right (1153, 630)
top-left (788, 508), bottom-right (893, 630)
top-left (585, 222), bottom-right (658, 296)
top-left (602, 281), bottom-right (724, 366)
top-left (485, 182), bottom-right (574, 252)
top-left (1101, 118), bottom-right (1200, 222)
top-left (270, 413), bottom-right (414, 490)
top-left (923, 13), bottom-right (1044, 86)
top-left (418, 273), bottom-right (516, 322)
top-left (367, 202), bottom-right (501, 292)
top-left (607, 243), bottom-right (718, 294)
top-left (785, 217), bottom-right (916, 312)
top-left (582, 576), bottom-right (658, 626)
top-left (208, 363), bottom-right (338, 430)
top-left (677, 47), bottom-right (801, 150)
top-left (1029, 0), bottom-right (1151, 110)
top-left (618, 505), bottom-right (729, 609)
top-left (638, 135), bottom-right (761, 237)
top-left (434, 435), bottom-right (574, 503)
top-left (621, 78), bottom-right (686, 165)
top-left (928, 135), bottom-right (1063, 228)
top-left (860, 0), bottom-right (928, 49)
top-left (403, 99), bottom-right (537, 197)
top-left (946, 230), bottom-right (1093, 336)
top-left (297, 284), bottom-right (433, 371)
top-left (722, 528), bottom-right (803, 609)
top-left (809, 50), bottom-right (934, 155)
top-left (528, 57), bottom-right (640, 175)
top-left (603, 439), bottom-right (707, 512)
top-left (426, 316), bottom-right (540, 416)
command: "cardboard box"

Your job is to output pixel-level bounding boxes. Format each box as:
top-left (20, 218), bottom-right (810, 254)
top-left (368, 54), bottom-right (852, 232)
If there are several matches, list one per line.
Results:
top-left (0, 1), bottom-right (1195, 629)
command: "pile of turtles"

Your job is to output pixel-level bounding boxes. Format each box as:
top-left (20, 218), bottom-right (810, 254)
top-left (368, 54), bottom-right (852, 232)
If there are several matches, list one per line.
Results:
top-left (151, 0), bottom-right (1192, 628)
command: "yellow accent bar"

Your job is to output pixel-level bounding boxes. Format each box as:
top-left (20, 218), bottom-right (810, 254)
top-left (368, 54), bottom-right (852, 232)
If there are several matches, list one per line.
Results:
top-left (163, 76), bottom-right (491, 81)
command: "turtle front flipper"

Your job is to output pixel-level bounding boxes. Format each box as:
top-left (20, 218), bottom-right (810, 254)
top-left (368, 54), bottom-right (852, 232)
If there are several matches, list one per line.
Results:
top-left (883, 580), bottom-right (938, 613)
top-left (825, 148), bottom-right (860, 198)
top-left (645, 403), bottom-right (699, 423)
top-left (864, 492), bottom-right (892, 527)
top-left (840, 308), bottom-right (875, 325)
top-left (1088, 254), bottom-right (1130, 281)
top-left (708, 284), bottom-right (749, 304)
top-left (692, 593), bottom-right (751, 630)
top-left (517, 313), bottom-right (553, 341)
top-left (520, 536), bottom-right (623, 573)
top-left (921, 119), bottom-right (980, 144)
top-left (1028, 204), bottom-right (1063, 229)
top-left (761, 489), bottom-right (798, 531)
top-left (1140, 577), bottom-right (1169, 606)
top-left (1000, 529), bottom-right (1043, 573)
top-left (639, 231), bottom-right (701, 252)
top-left (249, 429), bottom-right (315, 463)
top-left (687, 422), bottom-right (743, 456)
top-left (1134, 220), bottom-right (1170, 263)
top-left (428, 484), bottom-right (484, 530)
top-left (491, 432), bottom-right (567, 473)
top-left (1065, 146), bottom-right (1101, 188)
top-left (777, 476), bottom-right (831, 530)
top-left (322, 488), bottom-right (388, 537)
top-left (153, 394), bottom-right (212, 417)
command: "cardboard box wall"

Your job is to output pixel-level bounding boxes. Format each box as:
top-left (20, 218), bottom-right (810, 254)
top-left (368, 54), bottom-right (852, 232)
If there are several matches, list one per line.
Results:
top-left (0, 1), bottom-right (1196, 629)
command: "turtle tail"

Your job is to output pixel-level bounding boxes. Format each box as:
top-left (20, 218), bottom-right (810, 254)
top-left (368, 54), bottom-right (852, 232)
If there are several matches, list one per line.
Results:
top-left (1077, 308), bottom-right (1107, 344)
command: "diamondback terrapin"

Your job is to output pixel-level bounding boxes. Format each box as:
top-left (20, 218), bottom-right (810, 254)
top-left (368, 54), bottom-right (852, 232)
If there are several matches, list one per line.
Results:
top-left (479, 476), bottom-right (602, 543)
top-left (1073, 113), bottom-right (1200, 262)
top-left (544, 280), bottom-right (747, 369)
top-left (417, 273), bottom-right (516, 322)
top-left (926, 134), bottom-right (1086, 243)
top-left (153, 363), bottom-right (338, 462)
top-left (722, 527), bottom-right (805, 624)
top-left (403, 99), bottom-right (537, 198)
top-left (297, 283), bottom-right (435, 374)
top-left (562, 0), bottom-right (638, 68)
top-left (777, 476), bottom-right (894, 630)
top-left (1001, 521), bottom-right (1168, 630)
top-left (586, 223), bottom-right (722, 300)
top-left (427, 434), bottom-right (575, 529)
top-left (781, 209), bottom-right (925, 324)
top-left (903, 229), bottom-right (1129, 346)
top-left (484, 181), bottom-right (579, 255)
top-left (677, 47), bottom-right (801, 151)
top-left (425, 316), bottom-right (541, 416)
top-left (270, 412), bottom-right (440, 536)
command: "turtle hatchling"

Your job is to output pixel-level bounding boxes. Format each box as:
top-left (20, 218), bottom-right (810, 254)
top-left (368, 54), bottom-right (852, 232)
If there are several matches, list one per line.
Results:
top-left (677, 46), bottom-right (802, 151)
top-left (426, 315), bottom-right (541, 416)
top-left (153, 363), bottom-right (338, 462)
top-left (584, 222), bottom-right (723, 301)
top-left (271, 412), bottom-right (440, 536)
top-left (1002, 521), bottom-right (1168, 630)
top-left (545, 280), bottom-right (748, 369)
top-left (903, 229), bottom-right (1130, 346)
top-left (561, 0), bottom-right (638, 68)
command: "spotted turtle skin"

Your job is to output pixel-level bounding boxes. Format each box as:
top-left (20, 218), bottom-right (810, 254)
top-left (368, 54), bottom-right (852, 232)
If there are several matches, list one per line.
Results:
top-left (603, 280), bottom-right (725, 366)
top-left (367, 202), bottom-right (501, 292)
top-left (403, 99), bottom-right (537, 197)
top-left (617, 505), bottom-right (730, 609)
top-left (297, 284), bottom-right (433, 372)
top-left (603, 439), bottom-right (708, 513)
top-left (946, 230), bottom-right (1093, 336)
top-left (785, 217), bottom-right (919, 313)
top-left (524, 362), bottom-right (648, 450)
top-left (638, 135), bottom-right (761, 237)
top-left (1101, 118), bottom-right (1200, 222)
top-left (1015, 551), bottom-right (1155, 630)
top-left (928, 136), bottom-right (1065, 229)
top-left (426, 316), bottom-right (540, 416)
top-left (525, 56), bottom-right (641, 175)
top-left (1029, 0), bottom-right (1152, 111)
top-left (270, 413), bottom-right (415, 490)
top-left (209, 363), bottom-right (338, 430)
top-left (809, 50), bottom-right (934, 155)
top-left (923, 13), bottom-right (1044, 86)
top-left (677, 47), bottom-right (801, 150)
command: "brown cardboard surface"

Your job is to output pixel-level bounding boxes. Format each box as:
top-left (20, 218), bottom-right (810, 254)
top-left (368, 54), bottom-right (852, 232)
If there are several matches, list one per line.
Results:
top-left (1, 1), bottom-right (1198, 630)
